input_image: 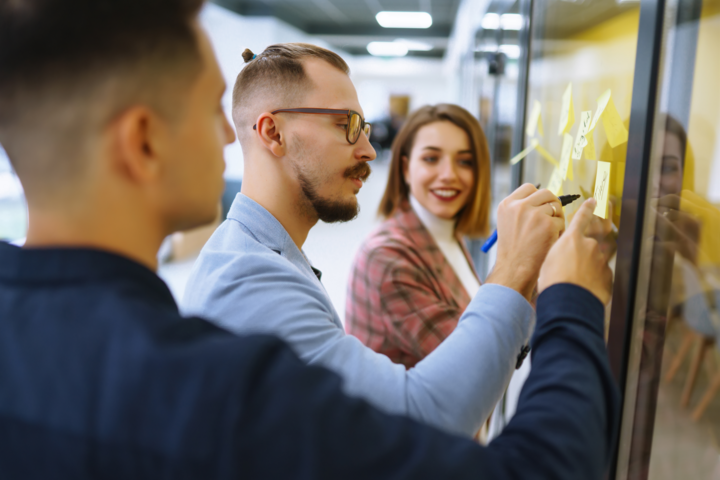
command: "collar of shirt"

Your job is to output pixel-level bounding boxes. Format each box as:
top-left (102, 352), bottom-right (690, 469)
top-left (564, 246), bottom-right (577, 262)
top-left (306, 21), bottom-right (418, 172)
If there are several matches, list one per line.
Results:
top-left (409, 193), bottom-right (458, 244)
top-left (0, 242), bottom-right (177, 311)
top-left (227, 193), bottom-right (322, 283)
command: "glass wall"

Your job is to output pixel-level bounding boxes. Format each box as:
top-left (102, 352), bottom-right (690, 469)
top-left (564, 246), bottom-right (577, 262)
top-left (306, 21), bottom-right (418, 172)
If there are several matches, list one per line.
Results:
top-left (516, 3), bottom-right (641, 373)
top-left (615, 0), bottom-right (720, 478)
top-left (520, 0), bottom-right (639, 257)
top-left (514, 0), bottom-right (720, 476)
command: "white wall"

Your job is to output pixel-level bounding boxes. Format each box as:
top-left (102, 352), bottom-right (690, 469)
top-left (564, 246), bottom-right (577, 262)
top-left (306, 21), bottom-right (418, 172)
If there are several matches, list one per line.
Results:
top-left (350, 56), bottom-right (454, 122)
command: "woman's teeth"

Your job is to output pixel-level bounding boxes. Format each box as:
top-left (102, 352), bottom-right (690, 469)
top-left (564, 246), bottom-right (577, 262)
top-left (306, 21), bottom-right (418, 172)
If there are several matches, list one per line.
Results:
top-left (432, 189), bottom-right (459, 198)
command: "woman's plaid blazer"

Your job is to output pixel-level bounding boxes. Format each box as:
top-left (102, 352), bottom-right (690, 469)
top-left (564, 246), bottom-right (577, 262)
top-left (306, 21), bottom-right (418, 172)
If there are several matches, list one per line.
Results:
top-left (345, 202), bottom-right (480, 369)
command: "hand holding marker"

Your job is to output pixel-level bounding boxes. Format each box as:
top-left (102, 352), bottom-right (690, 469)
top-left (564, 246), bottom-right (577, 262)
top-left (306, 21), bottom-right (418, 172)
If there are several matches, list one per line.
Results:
top-left (481, 193), bottom-right (582, 253)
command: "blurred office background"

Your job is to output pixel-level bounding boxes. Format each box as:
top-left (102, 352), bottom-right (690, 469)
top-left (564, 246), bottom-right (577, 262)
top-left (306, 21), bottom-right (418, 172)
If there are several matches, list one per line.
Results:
top-left (0, 0), bottom-right (525, 315)
top-left (6, 1), bottom-right (720, 478)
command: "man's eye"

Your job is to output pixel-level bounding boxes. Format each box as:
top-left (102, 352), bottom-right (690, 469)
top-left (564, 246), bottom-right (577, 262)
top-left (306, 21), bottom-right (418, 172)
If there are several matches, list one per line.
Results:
top-left (338, 124), bottom-right (349, 130)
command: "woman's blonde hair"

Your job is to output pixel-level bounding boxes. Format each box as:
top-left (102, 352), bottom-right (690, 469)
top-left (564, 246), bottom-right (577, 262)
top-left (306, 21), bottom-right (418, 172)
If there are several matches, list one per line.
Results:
top-left (378, 104), bottom-right (491, 237)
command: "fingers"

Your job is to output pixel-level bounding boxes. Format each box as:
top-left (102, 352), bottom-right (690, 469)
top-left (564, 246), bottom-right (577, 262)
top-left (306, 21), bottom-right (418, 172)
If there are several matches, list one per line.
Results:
top-left (550, 215), bottom-right (566, 235)
top-left (526, 188), bottom-right (561, 207)
top-left (548, 198), bottom-right (565, 220)
top-left (566, 198), bottom-right (597, 235)
top-left (507, 183), bottom-right (539, 201)
top-left (657, 194), bottom-right (682, 210)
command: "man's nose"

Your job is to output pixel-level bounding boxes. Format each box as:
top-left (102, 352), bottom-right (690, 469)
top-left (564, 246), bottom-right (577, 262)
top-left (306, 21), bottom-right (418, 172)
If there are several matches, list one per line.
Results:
top-left (354, 130), bottom-right (377, 162)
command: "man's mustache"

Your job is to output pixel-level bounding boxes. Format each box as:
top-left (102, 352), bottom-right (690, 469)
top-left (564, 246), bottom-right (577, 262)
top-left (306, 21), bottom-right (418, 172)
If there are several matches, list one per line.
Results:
top-left (344, 162), bottom-right (372, 182)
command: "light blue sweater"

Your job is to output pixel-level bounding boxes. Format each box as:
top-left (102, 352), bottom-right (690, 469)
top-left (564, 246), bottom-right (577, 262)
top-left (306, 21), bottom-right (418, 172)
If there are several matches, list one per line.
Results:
top-left (183, 194), bottom-right (535, 437)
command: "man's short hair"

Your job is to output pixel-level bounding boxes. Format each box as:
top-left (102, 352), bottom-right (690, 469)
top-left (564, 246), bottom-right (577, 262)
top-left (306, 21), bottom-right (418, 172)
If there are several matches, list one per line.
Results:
top-left (232, 43), bottom-right (349, 142)
top-left (0, 0), bottom-right (205, 201)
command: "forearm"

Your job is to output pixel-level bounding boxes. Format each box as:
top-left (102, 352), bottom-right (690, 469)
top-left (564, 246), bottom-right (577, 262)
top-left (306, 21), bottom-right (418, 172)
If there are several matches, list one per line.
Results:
top-left (405, 284), bottom-right (534, 436)
top-left (484, 284), bottom-right (620, 480)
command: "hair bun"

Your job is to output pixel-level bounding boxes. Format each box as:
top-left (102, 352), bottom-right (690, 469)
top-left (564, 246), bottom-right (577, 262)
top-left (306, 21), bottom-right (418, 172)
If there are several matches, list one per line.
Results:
top-left (242, 48), bottom-right (255, 63)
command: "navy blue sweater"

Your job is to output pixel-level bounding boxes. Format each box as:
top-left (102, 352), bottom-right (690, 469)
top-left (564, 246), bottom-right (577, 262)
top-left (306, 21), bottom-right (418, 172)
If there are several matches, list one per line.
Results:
top-left (0, 242), bottom-right (619, 479)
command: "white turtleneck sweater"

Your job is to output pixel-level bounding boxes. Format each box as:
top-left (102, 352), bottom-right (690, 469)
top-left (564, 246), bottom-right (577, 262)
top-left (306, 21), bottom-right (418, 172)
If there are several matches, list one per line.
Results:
top-left (410, 194), bottom-right (481, 298)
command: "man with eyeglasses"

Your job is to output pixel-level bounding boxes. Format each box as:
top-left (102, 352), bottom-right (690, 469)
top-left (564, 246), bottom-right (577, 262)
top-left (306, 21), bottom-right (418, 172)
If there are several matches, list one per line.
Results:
top-left (184, 43), bottom-right (577, 438)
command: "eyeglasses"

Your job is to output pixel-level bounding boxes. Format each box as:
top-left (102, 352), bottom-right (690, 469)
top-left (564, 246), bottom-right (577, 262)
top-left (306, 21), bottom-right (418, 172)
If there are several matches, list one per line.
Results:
top-left (253, 108), bottom-right (372, 145)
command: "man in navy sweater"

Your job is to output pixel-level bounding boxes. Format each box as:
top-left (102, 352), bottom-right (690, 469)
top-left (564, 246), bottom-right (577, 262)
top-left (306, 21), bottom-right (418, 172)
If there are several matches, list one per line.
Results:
top-left (0, 0), bottom-right (619, 478)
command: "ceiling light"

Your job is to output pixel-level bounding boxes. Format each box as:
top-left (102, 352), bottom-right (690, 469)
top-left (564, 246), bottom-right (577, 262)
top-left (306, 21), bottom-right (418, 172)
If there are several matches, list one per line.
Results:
top-left (367, 41), bottom-right (409, 57)
top-left (500, 14), bottom-right (523, 30)
top-left (376, 11), bottom-right (433, 29)
top-left (481, 13), bottom-right (499, 29)
top-left (394, 39), bottom-right (433, 51)
top-left (482, 13), bottom-right (523, 30)
top-left (499, 44), bottom-right (521, 59)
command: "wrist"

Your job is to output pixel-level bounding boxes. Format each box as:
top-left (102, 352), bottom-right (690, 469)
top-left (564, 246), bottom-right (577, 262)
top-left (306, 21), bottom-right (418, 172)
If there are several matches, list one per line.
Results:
top-left (486, 261), bottom-right (536, 301)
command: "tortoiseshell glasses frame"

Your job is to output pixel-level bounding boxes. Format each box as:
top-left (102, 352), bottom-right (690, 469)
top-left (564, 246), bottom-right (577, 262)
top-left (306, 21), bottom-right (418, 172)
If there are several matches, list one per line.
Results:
top-left (253, 108), bottom-right (372, 145)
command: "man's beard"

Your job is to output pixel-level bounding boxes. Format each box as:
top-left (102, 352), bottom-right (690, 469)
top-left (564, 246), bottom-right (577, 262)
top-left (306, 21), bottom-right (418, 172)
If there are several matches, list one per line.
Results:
top-left (298, 161), bottom-right (372, 223)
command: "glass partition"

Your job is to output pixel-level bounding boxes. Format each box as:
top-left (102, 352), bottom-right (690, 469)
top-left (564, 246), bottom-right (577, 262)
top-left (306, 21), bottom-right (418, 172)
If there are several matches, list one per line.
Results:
top-left (615, 0), bottom-right (720, 478)
top-left (520, 0), bottom-right (639, 248)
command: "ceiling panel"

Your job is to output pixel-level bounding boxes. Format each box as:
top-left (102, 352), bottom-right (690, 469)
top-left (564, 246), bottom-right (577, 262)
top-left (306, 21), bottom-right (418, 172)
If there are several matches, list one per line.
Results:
top-left (212, 0), bottom-right (462, 58)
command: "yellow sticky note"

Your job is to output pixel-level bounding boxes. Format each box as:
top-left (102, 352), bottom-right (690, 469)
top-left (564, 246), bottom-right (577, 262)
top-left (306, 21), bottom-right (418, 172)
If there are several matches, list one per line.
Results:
top-left (589, 89), bottom-right (628, 148)
top-left (567, 155), bottom-right (574, 181)
top-left (535, 143), bottom-right (559, 167)
top-left (572, 111), bottom-right (593, 160)
top-left (590, 89), bottom-right (611, 132)
top-left (526, 101), bottom-right (543, 137)
top-left (584, 130), bottom-right (596, 160)
top-left (558, 83), bottom-right (575, 135)
top-left (547, 168), bottom-right (564, 196)
top-left (593, 161), bottom-right (611, 219)
top-left (510, 139), bottom-right (539, 165)
top-left (601, 96), bottom-right (629, 147)
top-left (559, 133), bottom-right (573, 180)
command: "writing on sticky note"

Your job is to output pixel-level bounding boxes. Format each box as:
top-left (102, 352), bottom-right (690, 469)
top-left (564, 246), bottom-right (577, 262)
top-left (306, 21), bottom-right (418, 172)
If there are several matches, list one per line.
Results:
top-left (510, 139), bottom-right (539, 165)
top-left (558, 83), bottom-right (575, 135)
top-left (559, 133), bottom-right (573, 180)
top-left (572, 111), bottom-right (593, 160)
top-left (547, 168), bottom-right (564, 196)
top-left (526, 101), bottom-right (543, 137)
top-left (593, 161), bottom-right (611, 219)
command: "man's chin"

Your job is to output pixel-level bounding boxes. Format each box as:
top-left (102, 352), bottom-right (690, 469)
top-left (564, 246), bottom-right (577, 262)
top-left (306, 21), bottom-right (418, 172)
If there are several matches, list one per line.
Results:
top-left (314, 198), bottom-right (359, 224)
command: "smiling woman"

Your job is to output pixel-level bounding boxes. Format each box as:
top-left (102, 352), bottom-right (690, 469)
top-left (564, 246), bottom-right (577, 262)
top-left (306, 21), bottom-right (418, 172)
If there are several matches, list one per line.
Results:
top-left (345, 103), bottom-right (491, 370)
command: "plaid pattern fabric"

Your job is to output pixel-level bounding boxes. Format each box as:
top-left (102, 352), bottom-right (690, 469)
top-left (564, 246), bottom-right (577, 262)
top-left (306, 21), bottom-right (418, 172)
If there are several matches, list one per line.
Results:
top-left (346, 202), bottom-right (480, 369)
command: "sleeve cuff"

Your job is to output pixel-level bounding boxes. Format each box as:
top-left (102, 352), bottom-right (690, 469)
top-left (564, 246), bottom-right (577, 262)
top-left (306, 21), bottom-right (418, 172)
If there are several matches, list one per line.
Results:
top-left (468, 283), bottom-right (535, 344)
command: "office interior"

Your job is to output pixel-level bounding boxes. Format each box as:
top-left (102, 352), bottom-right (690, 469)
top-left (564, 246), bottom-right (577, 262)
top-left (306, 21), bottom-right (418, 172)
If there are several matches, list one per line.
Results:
top-left (1, 0), bottom-right (720, 477)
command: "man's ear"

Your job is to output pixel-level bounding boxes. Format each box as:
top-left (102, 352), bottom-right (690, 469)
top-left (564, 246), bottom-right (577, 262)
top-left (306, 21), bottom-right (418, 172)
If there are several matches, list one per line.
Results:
top-left (112, 106), bottom-right (166, 183)
top-left (255, 113), bottom-right (286, 157)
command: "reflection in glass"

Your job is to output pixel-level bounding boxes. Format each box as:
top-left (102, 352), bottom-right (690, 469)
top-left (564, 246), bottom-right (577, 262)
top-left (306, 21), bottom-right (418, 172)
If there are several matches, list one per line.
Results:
top-left (620, 0), bottom-right (720, 478)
